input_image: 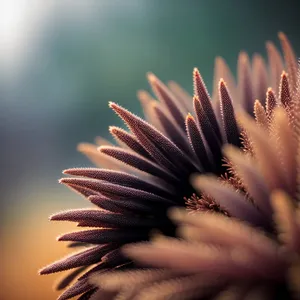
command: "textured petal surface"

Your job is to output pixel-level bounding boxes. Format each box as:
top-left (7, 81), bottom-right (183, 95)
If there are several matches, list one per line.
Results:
top-left (42, 33), bottom-right (298, 300)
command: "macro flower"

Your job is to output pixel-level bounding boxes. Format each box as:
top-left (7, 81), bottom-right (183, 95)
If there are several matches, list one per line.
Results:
top-left (40, 32), bottom-right (298, 300)
top-left (91, 66), bottom-right (300, 299)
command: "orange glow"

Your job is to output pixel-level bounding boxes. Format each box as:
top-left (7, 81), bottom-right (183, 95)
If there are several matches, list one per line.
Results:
top-left (1, 203), bottom-right (79, 300)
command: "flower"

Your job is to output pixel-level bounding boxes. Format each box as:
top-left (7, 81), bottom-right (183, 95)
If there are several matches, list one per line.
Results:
top-left (40, 33), bottom-right (297, 300)
top-left (91, 66), bottom-right (300, 299)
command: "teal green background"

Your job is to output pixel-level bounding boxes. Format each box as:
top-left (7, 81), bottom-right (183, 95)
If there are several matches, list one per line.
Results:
top-left (1, 0), bottom-right (300, 213)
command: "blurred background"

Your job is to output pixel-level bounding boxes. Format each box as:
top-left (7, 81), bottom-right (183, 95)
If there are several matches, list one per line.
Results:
top-left (1, 0), bottom-right (300, 299)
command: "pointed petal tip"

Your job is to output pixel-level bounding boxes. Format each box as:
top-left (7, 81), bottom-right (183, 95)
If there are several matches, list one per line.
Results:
top-left (57, 234), bottom-right (65, 242)
top-left (281, 71), bottom-right (288, 77)
top-left (49, 210), bottom-right (80, 221)
top-left (121, 244), bottom-right (133, 257)
top-left (97, 145), bottom-right (105, 152)
top-left (215, 56), bottom-right (224, 63)
top-left (108, 101), bottom-right (118, 109)
top-left (59, 178), bottom-right (78, 186)
top-left (77, 143), bottom-right (96, 153)
top-left (238, 51), bottom-right (249, 62)
top-left (38, 266), bottom-right (49, 275)
top-left (76, 143), bottom-right (86, 152)
top-left (186, 112), bottom-right (194, 120)
top-left (62, 168), bottom-right (81, 175)
top-left (254, 99), bottom-right (261, 106)
top-left (265, 40), bottom-right (272, 47)
top-left (219, 78), bottom-right (226, 86)
top-left (147, 72), bottom-right (157, 83)
top-left (121, 242), bottom-right (145, 258)
top-left (109, 102), bottom-right (126, 115)
top-left (59, 177), bottom-right (73, 184)
top-left (49, 211), bottom-right (64, 221)
top-left (49, 214), bottom-right (57, 221)
top-left (278, 31), bottom-right (286, 40)
top-left (108, 126), bottom-right (117, 134)
top-left (189, 172), bottom-right (201, 187)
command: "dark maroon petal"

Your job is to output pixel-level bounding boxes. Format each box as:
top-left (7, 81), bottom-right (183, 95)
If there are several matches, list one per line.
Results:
top-left (77, 288), bottom-right (98, 300)
top-left (109, 126), bottom-right (151, 159)
top-left (147, 73), bottom-right (186, 131)
top-left (185, 113), bottom-right (212, 172)
top-left (279, 71), bottom-right (292, 108)
top-left (212, 56), bottom-right (237, 108)
top-left (57, 279), bottom-right (92, 300)
top-left (67, 242), bottom-right (89, 248)
top-left (193, 68), bottom-right (222, 141)
top-left (58, 228), bottom-right (149, 244)
top-left (109, 102), bottom-right (197, 174)
top-left (152, 103), bottom-right (192, 155)
top-left (219, 79), bottom-right (240, 147)
top-left (81, 289), bottom-right (118, 300)
top-left (102, 248), bottom-right (124, 262)
top-left (60, 178), bottom-right (175, 204)
top-left (193, 96), bottom-right (223, 171)
top-left (129, 128), bottom-right (185, 176)
top-left (89, 195), bottom-right (138, 214)
top-left (61, 181), bottom-right (100, 198)
top-left (89, 196), bottom-right (170, 215)
top-left (40, 245), bottom-right (113, 275)
top-left (99, 146), bottom-right (179, 183)
top-left (78, 258), bottom-right (129, 281)
top-left (51, 209), bottom-right (168, 228)
top-left (132, 122), bottom-right (196, 176)
top-left (55, 266), bottom-right (87, 290)
top-left (265, 88), bottom-right (277, 120)
top-left (63, 168), bottom-right (174, 198)
top-left (77, 219), bottom-right (116, 228)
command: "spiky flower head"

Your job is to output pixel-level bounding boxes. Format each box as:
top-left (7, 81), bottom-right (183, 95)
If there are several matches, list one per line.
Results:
top-left (40, 33), bottom-right (298, 300)
top-left (91, 63), bottom-right (300, 299)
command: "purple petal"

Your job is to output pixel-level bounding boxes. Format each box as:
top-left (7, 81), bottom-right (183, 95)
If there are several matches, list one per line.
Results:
top-left (193, 68), bottom-right (222, 140)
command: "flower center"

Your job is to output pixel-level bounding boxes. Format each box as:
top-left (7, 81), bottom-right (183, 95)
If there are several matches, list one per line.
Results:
top-left (184, 193), bottom-right (229, 216)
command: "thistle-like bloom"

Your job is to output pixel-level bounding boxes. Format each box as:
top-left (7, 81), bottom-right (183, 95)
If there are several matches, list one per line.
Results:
top-left (40, 33), bottom-right (298, 300)
top-left (92, 68), bottom-right (300, 299)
